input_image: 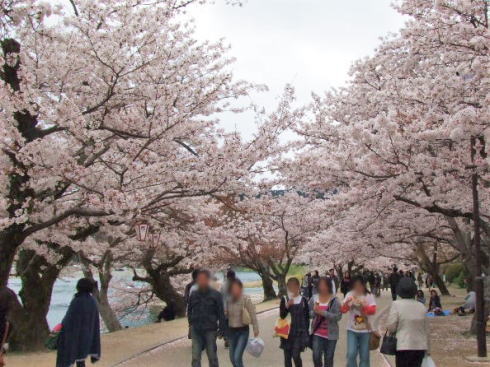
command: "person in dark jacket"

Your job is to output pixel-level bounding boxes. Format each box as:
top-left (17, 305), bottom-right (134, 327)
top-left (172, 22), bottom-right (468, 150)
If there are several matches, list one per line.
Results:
top-left (184, 269), bottom-right (200, 306)
top-left (340, 272), bottom-right (352, 298)
top-left (279, 277), bottom-right (310, 367)
top-left (329, 269), bottom-right (339, 294)
top-left (389, 267), bottom-right (401, 301)
top-left (0, 287), bottom-right (16, 367)
top-left (188, 270), bottom-right (226, 367)
top-left (56, 278), bottom-right (101, 367)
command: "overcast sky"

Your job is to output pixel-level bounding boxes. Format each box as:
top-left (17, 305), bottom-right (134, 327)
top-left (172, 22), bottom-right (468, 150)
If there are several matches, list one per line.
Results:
top-left (188, 0), bottom-right (407, 137)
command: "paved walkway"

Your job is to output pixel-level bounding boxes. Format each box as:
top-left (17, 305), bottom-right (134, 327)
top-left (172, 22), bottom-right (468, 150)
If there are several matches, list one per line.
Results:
top-left (121, 292), bottom-right (393, 367)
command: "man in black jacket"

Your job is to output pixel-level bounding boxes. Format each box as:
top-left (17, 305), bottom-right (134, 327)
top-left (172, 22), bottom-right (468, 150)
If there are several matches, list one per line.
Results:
top-left (389, 267), bottom-right (401, 301)
top-left (188, 269), bottom-right (226, 367)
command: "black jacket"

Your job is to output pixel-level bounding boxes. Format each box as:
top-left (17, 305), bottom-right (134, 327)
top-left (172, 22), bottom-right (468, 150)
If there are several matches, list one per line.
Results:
top-left (188, 287), bottom-right (226, 333)
top-left (56, 293), bottom-right (101, 367)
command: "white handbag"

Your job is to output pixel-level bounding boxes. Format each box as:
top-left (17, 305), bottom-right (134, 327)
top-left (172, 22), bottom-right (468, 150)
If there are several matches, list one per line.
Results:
top-left (421, 356), bottom-right (436, 367)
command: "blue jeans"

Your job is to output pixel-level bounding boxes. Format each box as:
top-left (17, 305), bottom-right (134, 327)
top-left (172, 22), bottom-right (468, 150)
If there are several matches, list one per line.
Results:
top-left (346, 330), bottom-right (370, 367)
top-left (191, 327), bottom-right (219, 367)
top-left (312, 335), bottom-right (337, 367)
top-left (228, 326), bottom-right (249, 367)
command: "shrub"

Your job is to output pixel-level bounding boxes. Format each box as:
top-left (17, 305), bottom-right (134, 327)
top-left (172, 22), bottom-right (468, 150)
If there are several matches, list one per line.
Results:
top-left (445, 263), bottom-right (464, 283)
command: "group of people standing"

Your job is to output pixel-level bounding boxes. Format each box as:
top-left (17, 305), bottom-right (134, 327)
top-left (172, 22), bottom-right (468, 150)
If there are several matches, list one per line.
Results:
top-left (281, 274), bottom-right (377, 367)
top-left (185, 269), bottom-right (260, 367)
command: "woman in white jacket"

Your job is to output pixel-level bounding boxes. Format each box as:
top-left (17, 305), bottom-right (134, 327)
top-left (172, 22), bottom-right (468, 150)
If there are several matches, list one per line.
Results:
top-left (386, 277), bottom-right (429, 367)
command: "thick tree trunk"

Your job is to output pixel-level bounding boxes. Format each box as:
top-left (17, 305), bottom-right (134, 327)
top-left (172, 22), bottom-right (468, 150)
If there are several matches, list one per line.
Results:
top-left (260, 273), bottom-right (277, 301)
top-left (10, 250), bottom-right (60, 351)
top-left (148, 272), bottom-right (186, 317)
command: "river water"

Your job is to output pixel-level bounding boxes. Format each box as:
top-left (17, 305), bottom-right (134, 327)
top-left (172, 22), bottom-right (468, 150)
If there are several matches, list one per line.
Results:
top-left (8, 269), bottom-right (263, 329)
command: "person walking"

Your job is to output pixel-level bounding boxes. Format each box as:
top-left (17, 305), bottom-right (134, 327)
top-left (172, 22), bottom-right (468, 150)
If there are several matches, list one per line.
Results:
top-left (0, 287), bottom-right (16, 367)
top-left (279, 277), bottom-right (310, 367)
top-left (221, 269), bottom-right (236, 349)
top-left (340, 272), bottom-right (352, 298)
top-left (341, 277), bottom-right (377, 367)
top-left (386, 277), bottom-right (429, 367)
top-left (311, 271), bottom-right (320, 297)
top-left (309, 277), bottom-right (342, 367)
top-left (417, 273), bottom-right (423, 289)
top-left (328, 269), bottom-right (339, 294)
top-left (56, 278), bottom-right (101, 367)
top-left (226, 279), bottom-right (259, 367)
top-left (188, 270), bottom-right (226, 367)
top-left (389, 267), bottom-right (401, 301)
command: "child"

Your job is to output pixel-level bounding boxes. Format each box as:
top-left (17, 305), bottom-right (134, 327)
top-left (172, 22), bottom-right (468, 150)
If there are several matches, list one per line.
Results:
top-left (279, 277), bottom-right (310, 367)
top-left (341, 276), bottom-right (377, 367)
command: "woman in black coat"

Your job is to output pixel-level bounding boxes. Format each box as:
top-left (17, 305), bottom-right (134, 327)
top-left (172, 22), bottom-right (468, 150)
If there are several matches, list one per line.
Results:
top-left (56, 279), bottom-right (101, 367)
top-left (0, 287), bottom-right (16, 366)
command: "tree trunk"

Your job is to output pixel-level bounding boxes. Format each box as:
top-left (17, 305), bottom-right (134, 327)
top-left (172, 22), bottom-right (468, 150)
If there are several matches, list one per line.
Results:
top-left (10, 250), bottom-right (60, 351)
top-left (260, 273), bottom-right (277, 300)
top-left (149, 272), bottom-right (186, 317)
top-left (81, 253), bottom-right (122, 332)
top-left (432, 271), bottom-right (450, 296)
top-left (276, 274), bottom-right (287, 297)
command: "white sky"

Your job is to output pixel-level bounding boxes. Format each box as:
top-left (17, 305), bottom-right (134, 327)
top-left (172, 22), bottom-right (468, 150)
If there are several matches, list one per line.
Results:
top-left (188, 0), bottom-right (407, 137)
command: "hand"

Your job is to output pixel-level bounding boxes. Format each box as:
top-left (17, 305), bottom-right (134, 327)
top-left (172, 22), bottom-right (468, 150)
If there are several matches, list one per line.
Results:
top-left (345, 296), bottom-right (353, 306)
top-left (287, 299), bottom-right (295, 308)
top-left (254, 331), bottom-right (259, 338)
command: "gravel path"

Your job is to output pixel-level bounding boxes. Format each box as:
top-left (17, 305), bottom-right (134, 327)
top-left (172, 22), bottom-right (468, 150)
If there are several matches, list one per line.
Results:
top-left (121, 293), bottom-right (393, 367)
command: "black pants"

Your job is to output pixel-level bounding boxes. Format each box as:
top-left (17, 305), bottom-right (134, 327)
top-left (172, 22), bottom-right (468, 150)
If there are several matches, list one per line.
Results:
top-left (284, 348), bottom-right (302, 367)
top-left (390, 287), bottom-right (397, 301)
top-left (395, 350), bottom-right (425, 367)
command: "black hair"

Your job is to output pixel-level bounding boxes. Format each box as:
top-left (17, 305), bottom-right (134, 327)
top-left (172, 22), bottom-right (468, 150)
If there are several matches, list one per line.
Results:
top-left (192, 269), bottom-right (200, 281)
top-left (287, 277), bottom-right (300, 287)
top-left (226, 269), bottom-right (236, 280)
top-left (430, 289), bottom-right (438, 296)
top-left (351, 276), bottom-right (370, 295)
top-left (318, 277), bottom-right (333, 295)
top-left (313, 270), bottom-right (319, 276)
top-left (228, 278), bottom-right (243, 293)
top-left (196, 269), bottom-right (211, 279)
top-left (76, 278), bottom-right (95, 294)
top-left (417, 289), bottom-right (425, 297)
top-left (397, 277), bottom-right (417, 299)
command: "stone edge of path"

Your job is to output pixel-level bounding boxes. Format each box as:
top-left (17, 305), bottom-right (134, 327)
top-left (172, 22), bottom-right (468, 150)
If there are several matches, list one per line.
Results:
top-left (110, 306), bottom-right (280, 367)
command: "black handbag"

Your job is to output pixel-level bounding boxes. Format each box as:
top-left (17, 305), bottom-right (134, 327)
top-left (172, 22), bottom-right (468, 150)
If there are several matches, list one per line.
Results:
top-left (380, 332), bottom-right (397, 355)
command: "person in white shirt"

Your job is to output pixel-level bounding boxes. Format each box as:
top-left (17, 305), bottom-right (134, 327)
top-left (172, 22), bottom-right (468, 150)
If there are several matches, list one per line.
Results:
top-left (386, 277), bottom-right (429, 367)
top-left (341, 277), bottom-right (377, 367)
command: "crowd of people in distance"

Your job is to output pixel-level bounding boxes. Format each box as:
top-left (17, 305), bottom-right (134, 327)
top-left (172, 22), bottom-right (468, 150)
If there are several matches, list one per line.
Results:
top-left (0, 264), bottom-right (477, 367)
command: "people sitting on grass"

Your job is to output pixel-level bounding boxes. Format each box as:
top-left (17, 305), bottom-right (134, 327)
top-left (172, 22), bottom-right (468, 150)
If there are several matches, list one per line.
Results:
top-left (428, 289), bottom-right (443, 315)
top-left (416, 290), bottom-right (426, 305)
top-left (454, 290), bottom-right (476, 316)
